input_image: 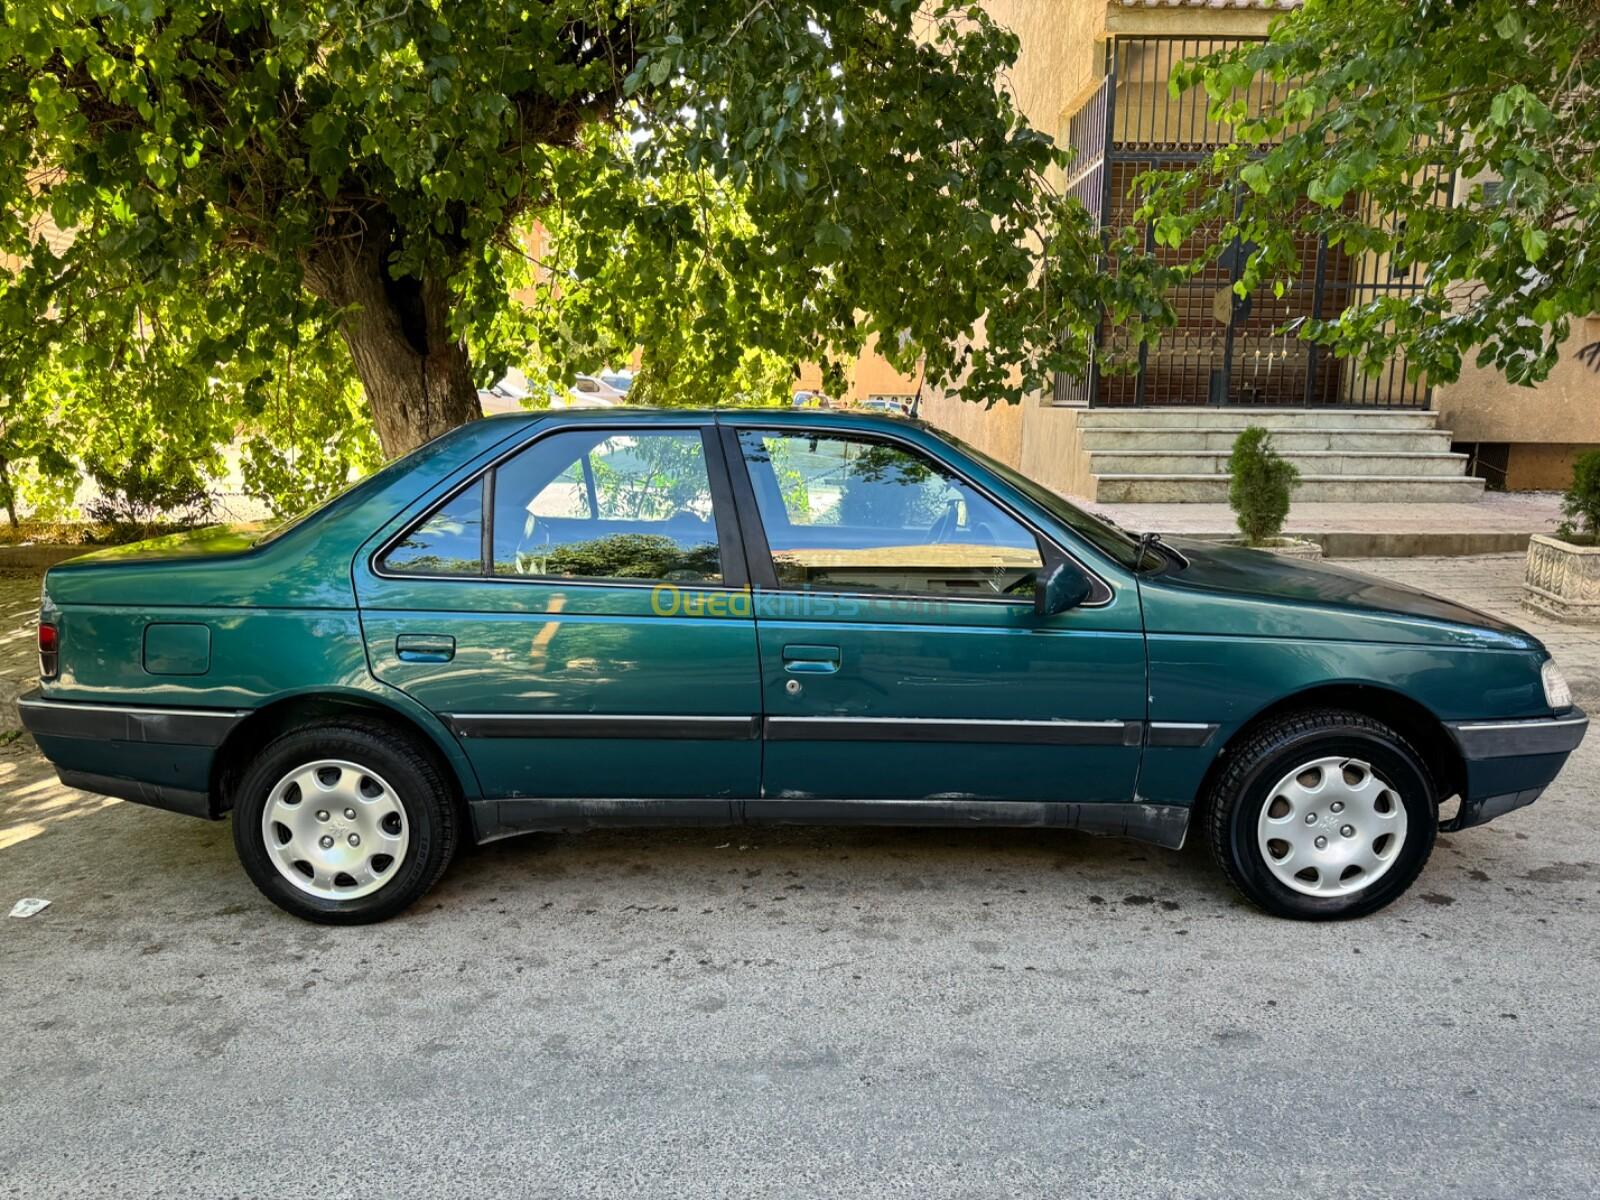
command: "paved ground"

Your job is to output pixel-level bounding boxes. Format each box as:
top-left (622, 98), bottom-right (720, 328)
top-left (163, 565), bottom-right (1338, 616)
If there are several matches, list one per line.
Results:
top-left (1092, 490), bottom-right (1562, 538)
top-left (2, 557), bottom-right (1599, 1199)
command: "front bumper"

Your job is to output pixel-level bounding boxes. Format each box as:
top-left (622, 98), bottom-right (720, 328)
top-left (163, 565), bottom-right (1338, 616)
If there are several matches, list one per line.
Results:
top-left (16, 688), bottom-right (246, 819)
top-left (1442, 706), bottom-right (1588, 831)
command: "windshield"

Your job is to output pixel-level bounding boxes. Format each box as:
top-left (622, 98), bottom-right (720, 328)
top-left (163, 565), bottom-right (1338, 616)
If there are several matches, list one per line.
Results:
top-left (937, 431), bottom-right (1148, 570)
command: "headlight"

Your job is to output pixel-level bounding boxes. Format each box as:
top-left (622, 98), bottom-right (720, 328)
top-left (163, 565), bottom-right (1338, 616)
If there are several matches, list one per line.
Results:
top-left (1542, 659), bottom-right (1573, 711)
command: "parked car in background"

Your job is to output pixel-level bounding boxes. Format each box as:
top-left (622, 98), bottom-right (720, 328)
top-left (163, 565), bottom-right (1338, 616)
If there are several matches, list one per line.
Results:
top-left (19, 410), bottom-right (1586, 924)
top-left (791, 390), bottom-right (836, 409)
top-left (854, 397), bottom-right (911, 416)
top-left (573, 374), bottom-right (628, 404)
top-left (598, 371), bottom-right (633, 395)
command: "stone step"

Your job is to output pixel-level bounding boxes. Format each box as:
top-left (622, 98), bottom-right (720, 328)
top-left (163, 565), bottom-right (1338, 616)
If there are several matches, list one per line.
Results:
top-left (1093, 474), bottom-right (1487, 504)
top-left (1076, 407), bottom-right (1438, 431)
top-left (1087, 450), bottom-right (1470, 478)
top-left (1079, 427), bottom-right (1455, 453)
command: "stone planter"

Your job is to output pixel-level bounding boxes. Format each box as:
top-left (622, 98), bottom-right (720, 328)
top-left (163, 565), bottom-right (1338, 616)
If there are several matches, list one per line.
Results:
top-left (1222, 537), bottom-right (1324, 561)
top-left (1523, 534), bottom-right (1600, 623)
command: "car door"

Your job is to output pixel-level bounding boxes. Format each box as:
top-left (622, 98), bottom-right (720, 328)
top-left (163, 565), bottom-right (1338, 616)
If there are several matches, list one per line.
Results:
top-left (724, 420), bottom-right (1146, 807)
top-left (355, 419), bottom-right (761, 809)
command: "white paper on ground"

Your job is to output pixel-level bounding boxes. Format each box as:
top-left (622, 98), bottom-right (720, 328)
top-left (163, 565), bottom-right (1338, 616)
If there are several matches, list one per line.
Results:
top-left (8, 898), bottom-right (50, 918)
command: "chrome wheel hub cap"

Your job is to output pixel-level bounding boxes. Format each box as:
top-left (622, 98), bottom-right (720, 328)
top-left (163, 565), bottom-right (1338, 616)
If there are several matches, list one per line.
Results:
top-left (1257, 755), bottom-right (1408, 898)
top-left (261, 759), bottom-right (409, 901)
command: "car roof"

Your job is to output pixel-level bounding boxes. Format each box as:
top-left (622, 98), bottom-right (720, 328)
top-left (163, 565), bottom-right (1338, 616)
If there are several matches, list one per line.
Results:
top-left (497, 406), bottom-right (925, 432)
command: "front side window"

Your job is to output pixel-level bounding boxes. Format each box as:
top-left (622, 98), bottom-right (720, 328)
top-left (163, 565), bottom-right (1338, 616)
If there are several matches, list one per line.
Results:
top-left (379, 479), bottom-right (483, 575)
top-left (737, 430), bottom-right (1043, 596)
top-left (492, 430), bottom-right (722, 582)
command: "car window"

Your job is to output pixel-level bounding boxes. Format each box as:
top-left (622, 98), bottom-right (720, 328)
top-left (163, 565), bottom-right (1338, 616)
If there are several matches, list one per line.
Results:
top-left (492, 429), bottom-right (722, 582)
top-left (379, 479), bottom-right (484, 575)
top-left (737, 430), bottom-right (1043, 596)
top-left (939, 431), bottom-right (1146, 571)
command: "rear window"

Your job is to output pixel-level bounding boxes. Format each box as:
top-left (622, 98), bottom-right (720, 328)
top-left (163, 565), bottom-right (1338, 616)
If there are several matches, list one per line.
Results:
top-left (377, 427), bottom-right (724, 584)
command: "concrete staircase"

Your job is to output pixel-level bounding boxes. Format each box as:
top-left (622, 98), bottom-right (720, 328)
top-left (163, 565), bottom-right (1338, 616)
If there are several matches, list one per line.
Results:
top-left (1078, 408), bottom-right (1484, 503)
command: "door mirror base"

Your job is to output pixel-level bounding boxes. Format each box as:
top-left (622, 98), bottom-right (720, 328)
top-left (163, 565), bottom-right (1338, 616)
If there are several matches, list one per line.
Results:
top-left (1034, 561), bottom-right (1094, 617)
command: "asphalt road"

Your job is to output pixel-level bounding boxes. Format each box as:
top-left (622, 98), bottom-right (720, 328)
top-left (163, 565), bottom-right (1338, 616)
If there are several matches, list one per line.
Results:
top-left (2, 556), bottom-right (1598, 1199)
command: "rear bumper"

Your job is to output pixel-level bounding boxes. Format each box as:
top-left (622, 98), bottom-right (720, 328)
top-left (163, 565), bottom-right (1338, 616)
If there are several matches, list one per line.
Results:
top-left (16, 689), bottom-right (246, 820)
top-left (1443, 707), bottom-right (1588, 831)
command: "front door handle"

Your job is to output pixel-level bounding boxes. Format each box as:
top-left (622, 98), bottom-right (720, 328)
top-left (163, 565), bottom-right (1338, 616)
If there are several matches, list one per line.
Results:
top-left (783, 644), bottom-right (840, 674)
top-left (396, 633), bottom-right (456, 663)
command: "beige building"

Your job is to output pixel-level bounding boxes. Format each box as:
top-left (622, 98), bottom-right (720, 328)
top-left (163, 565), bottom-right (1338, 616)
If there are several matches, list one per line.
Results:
top-left (908, 0), bottom-right (1599, 497)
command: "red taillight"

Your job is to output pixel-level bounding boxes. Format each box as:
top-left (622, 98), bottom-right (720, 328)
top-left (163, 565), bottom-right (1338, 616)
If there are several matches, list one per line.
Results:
top-left (38, 623), bottom-right (58, 679)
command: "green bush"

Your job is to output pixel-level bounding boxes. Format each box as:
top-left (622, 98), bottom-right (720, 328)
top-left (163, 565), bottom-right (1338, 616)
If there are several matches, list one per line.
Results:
top-left (1228, 426), bottom-right (1300, 546)
top-left (82, 453), bottom-right (214, 540)
top-left (1558, 450), bottom-right (1600, 544)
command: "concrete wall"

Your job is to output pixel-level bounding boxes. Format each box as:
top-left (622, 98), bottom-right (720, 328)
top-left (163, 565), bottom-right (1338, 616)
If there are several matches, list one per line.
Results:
top-left (1435, 314), bottom-right (1600, 490)
top-left (918, 390), bottom-right (1028, 467)
top-left (1506, 442), bottom-right (1600, 491)
top-left (1437, 316), bottom-right (1600, 446)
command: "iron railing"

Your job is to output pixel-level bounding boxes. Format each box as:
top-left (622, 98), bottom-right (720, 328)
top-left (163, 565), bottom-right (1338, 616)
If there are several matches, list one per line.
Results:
top-left (1057, 36), bottom-right (1445, 410)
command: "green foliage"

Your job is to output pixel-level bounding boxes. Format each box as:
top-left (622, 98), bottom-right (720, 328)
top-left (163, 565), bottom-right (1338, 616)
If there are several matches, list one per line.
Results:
top-left (227, 325), bottom-right (383, 518)
top-left (0, 258), bottom-right (376, 525)
top-left (1135, 0), bottom-right (1599, 386)
top-left (1228, 426), bottom-right (1299, 546)
top-left (1558, 451), bottom-right (1600, 543)
top-left (540, 534), bottom-right (720, 581)
top-left (81, 455), bottom-right (215, 536)
top-left (1, 0), bottom-right (1167, 470)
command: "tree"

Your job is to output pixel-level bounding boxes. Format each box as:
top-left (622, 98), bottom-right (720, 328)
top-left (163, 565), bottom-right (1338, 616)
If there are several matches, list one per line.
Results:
top-left (0, 238), bottom-right (378, 524)
top-left (1136, 0), bottom-right (1598, 386)
top-left (525, 165), bottom-right (808, 408)
top-left (2, 1), bottom-right (1148, 459)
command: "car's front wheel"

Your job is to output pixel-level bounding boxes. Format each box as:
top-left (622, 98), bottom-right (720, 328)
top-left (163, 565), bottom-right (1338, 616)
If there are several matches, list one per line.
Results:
top-left (1205, 709), bottom-right (1437, 919)
top-left (231, 721), bottom-right (458, 924)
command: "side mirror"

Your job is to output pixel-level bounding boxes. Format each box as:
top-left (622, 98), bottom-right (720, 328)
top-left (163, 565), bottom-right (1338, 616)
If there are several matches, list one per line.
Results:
top-left (1034, 561), bottom-right (1093, 617)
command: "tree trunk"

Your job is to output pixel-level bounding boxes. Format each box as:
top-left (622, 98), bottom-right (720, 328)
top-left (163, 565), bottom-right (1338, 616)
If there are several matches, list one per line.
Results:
top-left (302, 229), bottom-right (482, 459)
top-left (0, 455), bottom-right (17, 531)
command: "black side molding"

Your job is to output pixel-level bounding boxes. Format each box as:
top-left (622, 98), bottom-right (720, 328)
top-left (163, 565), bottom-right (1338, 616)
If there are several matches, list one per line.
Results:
top-left (764, 717), bottom-right (1142, 746)
top-left (445, 713), bottom-right (761, 740)
top-left (741, 797), bottom-right (1190, 849)
top-left (17, 690), bottom-right (246, 748)
top-left (467, 795), bottom-right (1191, 850)
top-left (1146, 722), bottom-right (1220, 749)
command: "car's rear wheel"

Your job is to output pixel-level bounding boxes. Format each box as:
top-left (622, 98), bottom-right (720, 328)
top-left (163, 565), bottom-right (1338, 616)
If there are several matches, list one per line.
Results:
top-left (231, 721), bottom-right (458, 924)
top-left (1205, 709), bottom-right (1437, 919)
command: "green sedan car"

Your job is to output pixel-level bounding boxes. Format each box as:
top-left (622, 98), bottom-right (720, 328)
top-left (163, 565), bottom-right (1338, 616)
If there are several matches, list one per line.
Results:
top-left (19, 410), bottom-right (1587, 923)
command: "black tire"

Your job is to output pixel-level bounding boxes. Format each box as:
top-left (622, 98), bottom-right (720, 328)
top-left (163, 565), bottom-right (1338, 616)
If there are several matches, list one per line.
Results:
top-left (1204, 709), bottom-right (1437, 920)
top-left (231, 720), bottom-right (459, 924)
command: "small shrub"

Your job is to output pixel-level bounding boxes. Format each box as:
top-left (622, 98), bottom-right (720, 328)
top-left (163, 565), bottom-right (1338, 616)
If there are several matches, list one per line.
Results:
top-left (1557, 450), bottom-right (1600, 544)
top-left (1228, 426), bottom-right (1300, 546)
top-left (82, 454), bottom-right (215, 541)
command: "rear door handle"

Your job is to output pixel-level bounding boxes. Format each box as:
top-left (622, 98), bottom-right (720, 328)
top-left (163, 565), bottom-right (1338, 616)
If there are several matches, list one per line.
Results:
top-left (782, 644), bottom-right (840, 674)
top-left (396, 633), bottom-right (456, 663)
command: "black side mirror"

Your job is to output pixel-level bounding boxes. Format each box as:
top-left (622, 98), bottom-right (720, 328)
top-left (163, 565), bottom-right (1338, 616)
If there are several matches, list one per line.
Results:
top-left (1034, 561), bottom-right (1093, 617)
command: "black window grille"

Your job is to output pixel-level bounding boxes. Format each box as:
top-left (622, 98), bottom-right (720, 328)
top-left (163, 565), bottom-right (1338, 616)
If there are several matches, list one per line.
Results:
top-left (1057, 36), bottom-right (1449, 410)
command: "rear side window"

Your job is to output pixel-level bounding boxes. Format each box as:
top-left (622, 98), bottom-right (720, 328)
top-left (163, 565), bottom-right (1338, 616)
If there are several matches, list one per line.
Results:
top-left (492, 430), bottom-right (722, 582)
top-left (378, 479), bottom-right (483, 576)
